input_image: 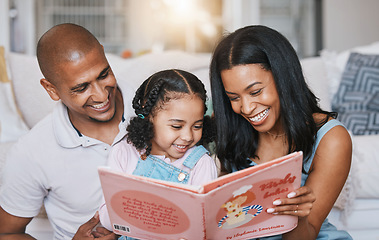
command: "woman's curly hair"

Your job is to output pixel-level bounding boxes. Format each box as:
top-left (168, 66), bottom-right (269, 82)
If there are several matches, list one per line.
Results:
top-left (126, 69), bottom-right (215, 158)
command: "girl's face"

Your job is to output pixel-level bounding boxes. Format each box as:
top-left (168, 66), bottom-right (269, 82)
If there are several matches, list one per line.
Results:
top-left (150, 94), bottom-right (205, 161)
top-left (221, 64), bottom-right (282, 134)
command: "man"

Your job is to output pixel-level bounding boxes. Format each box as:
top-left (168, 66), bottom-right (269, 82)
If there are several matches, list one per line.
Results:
top-left (0, 23), bottom-right (135, 239)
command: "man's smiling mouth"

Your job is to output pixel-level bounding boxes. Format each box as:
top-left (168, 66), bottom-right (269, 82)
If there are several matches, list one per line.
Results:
top-left (91, 99), bottom-right (110, 109)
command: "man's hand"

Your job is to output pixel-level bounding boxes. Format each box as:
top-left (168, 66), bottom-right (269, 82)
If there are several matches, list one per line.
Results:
top-left (72, 212), bottom-right (116, 240)
top-left (91, 226), bottom-right (116, 239)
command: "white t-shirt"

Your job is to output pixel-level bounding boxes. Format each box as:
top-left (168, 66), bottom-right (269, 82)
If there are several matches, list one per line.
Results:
top-left (99, 140), bottom-right (218, 230)
top-left (0, 83), bottom-right (135, 240)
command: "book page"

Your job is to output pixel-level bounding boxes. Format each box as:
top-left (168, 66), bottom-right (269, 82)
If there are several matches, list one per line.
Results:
top-left (99, 168), bottom-right (206, 239)
top-left (202, 152), bottom-right (301, 193)
top-left (203, 151), bottom-right (302, 239)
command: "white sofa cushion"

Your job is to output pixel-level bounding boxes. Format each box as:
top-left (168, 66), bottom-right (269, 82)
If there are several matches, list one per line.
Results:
top-left (112, 50), bottom-right (212, 92)
top-left (353, 134), bottom-right (379, 198)
top-left (0, 48), bottom-right (29, 142)
top-left (301, 57), bottom-right (331, 111)
top-left (329, 199), bottom-right (379, 231)
top-left (0, 82), bottom-right (29, 142)
top-left (8, 52), bottom-right (55, 129)
top-left (110, 51), bottom-right (213, 112)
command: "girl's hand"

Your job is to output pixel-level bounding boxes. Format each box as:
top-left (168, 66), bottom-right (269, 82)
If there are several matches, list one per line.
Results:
top-left (266, 186), bottom-right (316, 218)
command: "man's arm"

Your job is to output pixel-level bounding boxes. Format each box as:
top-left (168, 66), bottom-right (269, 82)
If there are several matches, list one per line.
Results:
top-left (0, 206), bottom-right (35, 240)
top-left (0, 206), bottom-right (117, 240)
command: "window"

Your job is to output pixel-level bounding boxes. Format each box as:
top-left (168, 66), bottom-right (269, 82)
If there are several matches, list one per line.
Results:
top-left (36, 0), bottom-right (128, 54)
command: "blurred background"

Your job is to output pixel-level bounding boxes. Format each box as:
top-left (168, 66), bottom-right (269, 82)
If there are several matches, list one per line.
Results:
top-left (1, 0), bottom-right (379, 58)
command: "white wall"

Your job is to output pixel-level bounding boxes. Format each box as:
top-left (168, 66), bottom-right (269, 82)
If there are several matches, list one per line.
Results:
top-left (3, 0), bottom-right (379, 55)
top-left (323, 0), bottom-right (379, 52)
top-left (0, 0), bottom-right (10, 52)
top-left (222, 0), bottom-right (260, 33)
top-left (0, 0), bottom-right (36, 55)
top-left (125, 1), bottom-right (158, 54)
top-left (223, 0), bottom-right (379, 54)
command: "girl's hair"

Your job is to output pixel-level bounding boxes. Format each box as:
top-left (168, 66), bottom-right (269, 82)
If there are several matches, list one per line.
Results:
top-left (127, 69), bottom-right (214, 157)
top-left (210, 25), bottom-right (336, 172)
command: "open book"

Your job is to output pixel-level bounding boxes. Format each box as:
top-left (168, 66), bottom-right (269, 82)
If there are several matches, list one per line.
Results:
top-left (98, 151), bottom-right (303, 240)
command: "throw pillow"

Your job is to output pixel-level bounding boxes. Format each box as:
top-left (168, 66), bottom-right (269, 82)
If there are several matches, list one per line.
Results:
top-left (8, 52), bottom-right (55, 128)
top-left (332, 53), bottom-right (379, 135)
top-left (320, 41), bottom-right (379, 101)
top-left (301, 57), bottom-right (331, 111)
top-left (0, 47), bottom-right (29, 142)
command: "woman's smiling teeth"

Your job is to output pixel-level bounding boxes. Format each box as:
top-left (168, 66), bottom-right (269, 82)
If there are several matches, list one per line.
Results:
top-left (92, 99), bottom-right (109, 109)
top-left (249, 108), bottom-right (269, 122)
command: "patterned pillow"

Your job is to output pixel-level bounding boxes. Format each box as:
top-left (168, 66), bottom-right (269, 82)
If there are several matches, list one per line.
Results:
top-left (332, 52), bottom-right (379, 135)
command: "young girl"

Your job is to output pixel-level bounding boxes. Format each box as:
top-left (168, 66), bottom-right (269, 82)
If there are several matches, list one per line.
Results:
top-left (210, 25), bottom-right (352, 239)
top-left (99, 69), bottom-right (218, 233)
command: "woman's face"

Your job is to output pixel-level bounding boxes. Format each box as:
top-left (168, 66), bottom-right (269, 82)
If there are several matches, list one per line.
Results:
top-left (221, 64), bottom-right (282, 134)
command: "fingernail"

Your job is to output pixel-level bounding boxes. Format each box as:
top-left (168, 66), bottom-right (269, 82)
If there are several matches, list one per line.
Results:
top-left (287, 192), bottom-right (296, 198)
top-left (266, 208), bottom-right (275, 213)
top-left (94, 211), bottom-right (99, 218)
top-left (273, 200), bottom-right (281, 205)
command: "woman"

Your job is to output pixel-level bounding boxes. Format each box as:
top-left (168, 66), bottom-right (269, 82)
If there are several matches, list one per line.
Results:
top-left (210, 25), bottom-right (352, 239)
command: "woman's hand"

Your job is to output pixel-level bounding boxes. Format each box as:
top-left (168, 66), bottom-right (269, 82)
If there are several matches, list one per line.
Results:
top-left (266, 186), bottom-right (316, 218)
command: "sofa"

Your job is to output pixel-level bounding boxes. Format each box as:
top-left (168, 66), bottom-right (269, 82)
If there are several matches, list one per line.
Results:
top-left (0, 42), bottom-right (379, 239)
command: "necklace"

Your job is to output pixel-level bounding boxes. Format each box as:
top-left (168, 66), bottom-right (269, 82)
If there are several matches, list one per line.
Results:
top-left (266, 131), bottom-right (286, 138)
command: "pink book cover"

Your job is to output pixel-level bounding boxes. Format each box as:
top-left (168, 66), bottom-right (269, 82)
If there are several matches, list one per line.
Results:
top-left (98, 151), bottom-right (303, 240)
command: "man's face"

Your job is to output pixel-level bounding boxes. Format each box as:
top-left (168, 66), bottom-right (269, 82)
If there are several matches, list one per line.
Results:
top-left (45, 48), bottom-right (118, 125)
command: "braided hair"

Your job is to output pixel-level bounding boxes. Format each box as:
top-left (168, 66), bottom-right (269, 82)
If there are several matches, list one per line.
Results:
top-left (126, 69), bottom-right (215, 158)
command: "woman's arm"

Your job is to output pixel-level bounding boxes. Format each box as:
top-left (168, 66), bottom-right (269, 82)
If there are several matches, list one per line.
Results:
top-left (269, 125), bottom-right (352, 239)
